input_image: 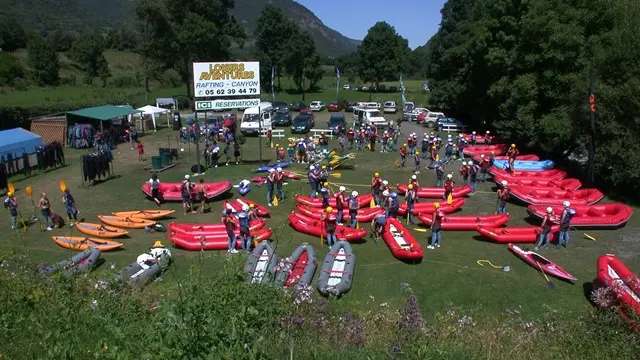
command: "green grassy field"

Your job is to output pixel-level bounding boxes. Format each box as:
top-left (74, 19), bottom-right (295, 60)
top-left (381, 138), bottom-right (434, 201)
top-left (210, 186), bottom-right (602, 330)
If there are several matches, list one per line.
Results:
top-left (3, 124), bottom-right (638, 328)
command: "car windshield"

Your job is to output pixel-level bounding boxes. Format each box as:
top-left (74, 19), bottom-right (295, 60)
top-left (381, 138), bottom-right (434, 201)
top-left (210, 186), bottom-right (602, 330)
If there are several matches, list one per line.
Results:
top-left (274, 112), bottom-right (287, 120)
top-left (242, 114), bottom-right (259, 122)
top-left (293, 117), bottom-right (308, 125)
top-left (385, 102), bottom-right (394, 106)
top-left (368, 111), bottom-right (382, 117)
top-left (329, 115), bottom-right (345, 125)
top-left (273, 101), bottom-right (287, 108)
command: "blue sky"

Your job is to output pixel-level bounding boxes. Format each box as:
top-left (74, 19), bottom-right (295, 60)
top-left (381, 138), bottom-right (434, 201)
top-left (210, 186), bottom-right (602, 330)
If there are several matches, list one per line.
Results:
top-left (295, 0), bottom-right (447, 49)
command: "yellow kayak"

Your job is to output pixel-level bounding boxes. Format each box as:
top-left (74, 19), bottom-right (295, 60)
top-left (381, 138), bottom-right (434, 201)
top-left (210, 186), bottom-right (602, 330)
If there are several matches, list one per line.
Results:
top-left (112, 209), bottom-right (175, 220)
top-left (98, 215), bottom-right (156, 229)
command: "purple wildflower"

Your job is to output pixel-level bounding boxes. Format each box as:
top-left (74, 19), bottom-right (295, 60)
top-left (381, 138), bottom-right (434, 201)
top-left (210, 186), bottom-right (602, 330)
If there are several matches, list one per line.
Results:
top-left (397, 295), bottom-right (426, 332)
top-left (340, 313), bottom-right (366, 347)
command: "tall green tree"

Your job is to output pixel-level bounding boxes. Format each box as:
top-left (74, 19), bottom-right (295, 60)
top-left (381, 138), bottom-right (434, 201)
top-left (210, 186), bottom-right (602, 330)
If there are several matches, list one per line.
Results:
top-left (0, 52), bottom-right (25, 86)
top-left (135, 0), bottom-right (246, 99)
top-left (357, 22), bottom-right (410, 87)
top-left (253, 4), bottom-right (296, 92)
top-left (0, 16), bottom-right (27, 51)
top-left (284, 29), bottom-right (323, 93)
top-left (69, 30), bottom-right (111, 86)
top-left (26, 33), bottom-right (59, 86)
top-left (47, 30), bottom-right (76, 52)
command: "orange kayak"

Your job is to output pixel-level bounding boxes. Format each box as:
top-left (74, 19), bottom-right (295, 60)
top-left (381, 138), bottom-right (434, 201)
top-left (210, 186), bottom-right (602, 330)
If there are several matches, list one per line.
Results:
top-left (111, 210), bottom-right (175, 220)
top-left (76, 222), bottom-right (129, 238)
top-left (98, 215), bottom-right (156, 229)
top-left (52, 236), bottom-right (124, 251)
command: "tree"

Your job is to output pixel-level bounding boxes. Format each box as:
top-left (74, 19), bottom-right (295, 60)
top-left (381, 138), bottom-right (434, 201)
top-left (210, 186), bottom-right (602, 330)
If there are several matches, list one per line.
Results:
top-left (27, 33), bottom-right (59, 86)
top-left (0, 16), bottom-right (27, 51)
top-left (284, 29), bottom-right (323, 93)
top-left (69, 30), bottom-right (111, 86)
top-left (47, 30), bottom-right (76, 52)
top-left (136, 0), bottom-right (246, 99)
top-left (253, 4), bottom-right (296, 92)
top-left (357, 22), bottom-right (410, 87)
top-left (0, 52), bottom-right (25, 86)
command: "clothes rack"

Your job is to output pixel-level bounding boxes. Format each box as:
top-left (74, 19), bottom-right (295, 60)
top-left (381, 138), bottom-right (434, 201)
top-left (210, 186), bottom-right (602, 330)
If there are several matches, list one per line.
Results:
top-left (68, 124), bottom-right (95, 149)
top-left (35, 142), bottom-right (65, 171)
top-left (80, 149), bottom-right (115, 186)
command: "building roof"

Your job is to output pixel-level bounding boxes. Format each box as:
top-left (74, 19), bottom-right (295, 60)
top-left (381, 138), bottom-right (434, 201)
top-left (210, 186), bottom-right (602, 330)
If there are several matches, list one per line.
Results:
top-left (66, 105), bottom-right (142, 121)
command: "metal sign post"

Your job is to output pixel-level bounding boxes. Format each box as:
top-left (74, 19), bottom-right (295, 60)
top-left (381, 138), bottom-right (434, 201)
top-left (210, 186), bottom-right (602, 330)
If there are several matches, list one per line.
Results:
top-left (258, 105), bottom-right (263, 165)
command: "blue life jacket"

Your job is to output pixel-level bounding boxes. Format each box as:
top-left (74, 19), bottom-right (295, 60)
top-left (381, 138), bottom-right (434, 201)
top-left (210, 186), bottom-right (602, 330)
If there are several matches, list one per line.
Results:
top-left (445, 144), bottom-right (453, 154)
top-left (349, 196), bottom-right (358, 210)
top-left (237, 211), bottom-right (249, 227)
top-left (375, 215), bottom-right (387, 225)
top-left (320, 187), bottom-right (329, 199)
top-left (391, 194), bottom-right (399, 208)
top-left (563, 209), bottom-right (576, 223)
top-left (297, 141), bottom-right (305, 151)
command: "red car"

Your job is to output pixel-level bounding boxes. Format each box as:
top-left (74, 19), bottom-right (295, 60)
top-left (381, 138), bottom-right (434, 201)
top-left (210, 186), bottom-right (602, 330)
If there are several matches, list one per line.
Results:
top-left (328, 102), bottom-right (344, 112)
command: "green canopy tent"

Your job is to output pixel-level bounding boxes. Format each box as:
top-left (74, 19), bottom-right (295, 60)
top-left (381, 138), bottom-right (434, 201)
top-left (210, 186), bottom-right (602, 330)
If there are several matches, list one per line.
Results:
top-left (66, 105), bottom-right (143, 132)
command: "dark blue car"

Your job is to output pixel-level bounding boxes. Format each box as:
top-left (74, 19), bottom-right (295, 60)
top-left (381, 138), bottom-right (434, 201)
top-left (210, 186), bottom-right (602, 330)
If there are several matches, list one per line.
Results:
top-left (328, 114), bottom-right (346, 134)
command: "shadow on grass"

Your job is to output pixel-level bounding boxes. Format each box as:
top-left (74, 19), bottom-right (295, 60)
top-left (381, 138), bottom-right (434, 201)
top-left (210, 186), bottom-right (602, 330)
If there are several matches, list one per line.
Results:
top-left (583, 282), bottom-right (596, 305)
top-left (89, 175), bottom-right (123, 187)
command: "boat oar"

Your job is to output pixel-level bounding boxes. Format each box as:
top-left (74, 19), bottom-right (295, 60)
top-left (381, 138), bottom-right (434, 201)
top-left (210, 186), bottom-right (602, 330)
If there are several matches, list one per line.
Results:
top-left (536, 260), bottom-right (555, 289)
top-left (413, 228), bottom-right (428, 232)
top-left (583, 233), bottom-right (597, 241)
top-left (25, 185), bottom-right (42, 231)
top-left (7, 183), bottom-right (15, 194)
top-left (477, 260), bottom-right (510, 272)
top-left (59, 180), bottom-right (67, 192)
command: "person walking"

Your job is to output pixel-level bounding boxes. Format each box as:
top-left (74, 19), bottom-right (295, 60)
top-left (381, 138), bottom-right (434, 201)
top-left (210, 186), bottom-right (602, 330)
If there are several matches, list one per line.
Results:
top-left (459, 161), bottom-right (469, 186)
top-left (557, 201), bottom-right (576, 248)
top-left (4, 192), bottom-right (18, 230)
top-left (196, 178), bottom-right (207, 214)
top-left (62, 188), bottom-right (79, 226)
top-left (427, 202), bottom-right (444, 249)
top-left (348, 191), bottom-right (359, 228)
top-left (321, 206), bottom-right (338, 249)
top-left (435, 162), bottom-right (445, 188)
top-left (276, 167), bottom-right (286, 202)
top-left (38, 192), bottom-right (53, 231)
top-left (148, 174), bottom-right (161, 206)
top-left (266, 168), bottom-right (276, 206)
top-left (334, 186), bottom-right (346, 225)
top-left (181, 175), bottom-right (196, 215)
top-left (405, 184), bottom-right (418, 225)
top-left (535, 207), bottom-right (554, 250)
top-left (496, 180), bottom-right (509, 214)
top-left (222, 209), bottom-right (238, 253)
top-left (237, 205), bottom-right (252, 251)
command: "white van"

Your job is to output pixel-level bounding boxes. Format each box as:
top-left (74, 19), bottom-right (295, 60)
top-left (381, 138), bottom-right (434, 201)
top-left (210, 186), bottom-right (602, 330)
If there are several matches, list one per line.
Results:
top-left (352, 107), bottom-right (387, 127)
top-left (365, 102), bottom-right (380, 110)
top-left (383, 101), bottom-right (397, 114)
top-left (240, 102), bottom-right (273, 135)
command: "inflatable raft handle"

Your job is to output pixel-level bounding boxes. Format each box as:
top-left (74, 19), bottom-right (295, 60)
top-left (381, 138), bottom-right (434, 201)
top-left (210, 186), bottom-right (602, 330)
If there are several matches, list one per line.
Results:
top-left (324, 270), bottom-right (349, 274)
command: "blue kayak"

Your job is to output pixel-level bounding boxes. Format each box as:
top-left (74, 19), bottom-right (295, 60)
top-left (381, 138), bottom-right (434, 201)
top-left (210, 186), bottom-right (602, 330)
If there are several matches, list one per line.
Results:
top-left (492, 160), bottom-right (555, 171)
top-left (255, 162), bottom-right (291, 173)
top-left (238, 183), bottom-right (251, 196)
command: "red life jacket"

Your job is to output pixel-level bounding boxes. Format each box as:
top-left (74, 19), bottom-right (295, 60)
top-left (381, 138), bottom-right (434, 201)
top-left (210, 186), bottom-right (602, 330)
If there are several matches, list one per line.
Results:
top-left (444, 180), bottom-right (454, 192)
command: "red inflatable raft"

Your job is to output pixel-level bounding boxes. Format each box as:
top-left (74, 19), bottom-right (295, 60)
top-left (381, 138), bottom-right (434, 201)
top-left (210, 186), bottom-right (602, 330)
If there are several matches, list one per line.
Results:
top-left (396, 184), bottom-right (472, 199)
top-left (461, 133), bottom-right (498, 144)
top-left (287, 212), bottom-right (368, 242)
top-left (169, 220), bottom-right (266, 234)
top-left (472, 154), bottom-right (540, 163)
top-left (508, 186), bottom-right (604, 206)
top-left (463, 144), bottom-right (509, 156)
top-left (296, 204), bottom-right (384, 222)
top-left (489, 168), bottom-right (567, 180)
top-left (527, 203), bottom-right (633, 228)
top-left (417, 213), bottom-right (509, 231)
top-left (168, 227), bottom-right (272, 251)
top-left (594, 254), bottom-right (640, 314)
top-left (294, 193), bottom-right (373, 208)
top-left (476, 225), bottom-right (560, 243)
top-left (250, 171), bottom-right (301, 185)
top-left (494, 176), bottom-right (582, 190)
top-left (381, 218), bottom-right (423, 261)
top-left (142, 181), bottom-right (232, 201)
top-left (223, 199), bottom-right (270, 217)
top-left (508, 244), bottom-right (577, 282)
top-left (396, 198), bottom-right (465, 216)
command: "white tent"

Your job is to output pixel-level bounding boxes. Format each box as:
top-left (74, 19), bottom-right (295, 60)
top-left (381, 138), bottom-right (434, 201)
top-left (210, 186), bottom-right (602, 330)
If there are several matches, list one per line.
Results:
top-left (136, 105), bottom-right (168, 131)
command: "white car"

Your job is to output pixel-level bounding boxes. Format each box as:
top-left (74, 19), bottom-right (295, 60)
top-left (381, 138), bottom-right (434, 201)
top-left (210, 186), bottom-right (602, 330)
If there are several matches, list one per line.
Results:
top-left (343, 84), bottom-right (351, 90)
top-left (310, 101), bottom-right (325, 112)
top-left (383, 101), bottom-right (397, 114)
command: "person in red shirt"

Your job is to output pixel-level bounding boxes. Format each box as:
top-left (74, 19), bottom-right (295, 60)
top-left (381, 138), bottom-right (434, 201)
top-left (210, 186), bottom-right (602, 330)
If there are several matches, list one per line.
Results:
top-left (321, 206), bottom-right (338, 248)
top-left (369, 125), bottom-right (377, 152)
top-left (496, 180), bottom-right (509, 214)
top-left (222, 209), bottom-right (238, 253)
top-left (535, 207), bottom-right (554, 250)
top-left (399, 143), bottom-right (407, 168)
top-left (266, 129), bottom-right (272, 148)
top-left (506, 144), bottom-right (519, 173)
top-left (459, 161), bottom-right (469, 185)
top-left (371, 173), bottom-right (382, 205)
top-left (334, 186), bottom-right (346, 225)
top-left (428, 202), bottom-right (444, 249)
top-left (136, 140), bottom-right (144, 161)
top-left (409, 174), bottom-right (420, 189)
top-left (479, 154), bottom-right (490, 182)
top-left (443, 174), bottom-right (454, 201)
top-left (347, 128), bottom-right (355, 149)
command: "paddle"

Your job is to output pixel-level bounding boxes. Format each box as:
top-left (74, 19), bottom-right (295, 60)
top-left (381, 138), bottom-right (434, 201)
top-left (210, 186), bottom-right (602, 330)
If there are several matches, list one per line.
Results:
top-left (7, 183), bottom-right (15, 194)
top-left (536, 260), bottom-right (555, 289)
top-left (413, 228), bottom-right (428, 232)
top-left (25, 185), bottom-right (42, 231)
top-left (59, 180), bottom-right (67, 192)
top-left (583, 233), bottom-right (597, 241)
top-left (477, 260), bottom-right (510, 272)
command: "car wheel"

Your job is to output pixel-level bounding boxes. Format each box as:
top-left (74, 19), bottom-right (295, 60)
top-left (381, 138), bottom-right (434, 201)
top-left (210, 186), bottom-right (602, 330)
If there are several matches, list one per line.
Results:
top-left (426, 121), bottom-right (435, 128)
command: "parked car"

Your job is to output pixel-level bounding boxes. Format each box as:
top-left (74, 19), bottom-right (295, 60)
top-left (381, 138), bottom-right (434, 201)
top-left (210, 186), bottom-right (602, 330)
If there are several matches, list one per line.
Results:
top-left (299, 108), bottom-right (316, 126)
top-left (289, 101), bottom-right (307, 111)
top-left (436, 117), bottom-right (466, 132)
top-left (310, 101), bottom-right (325, 112)
top-left (345, 101), bottom-right (358, 112)
top-left (383, 101), bottom-right (397, 114)
top-left (273, 109), bottom-right (292, 126)
top-left (272, 101), bottom-right (289, 111)
top-left (355, 86), bottom-right (363, 91)
top-left (328, 114), bottom-right (347, 134)
top-left (328, 102), bottom-right (344, 112)
top-left (365, 102), bottom-right (380, 110)
top-left (343, 84), bottom-right (351, 90)
top-left (422, 112), bottom-right (445, 127)
top-left (404, 107), bottom-right (429, 122)
top-left (377, 84), bottom-right (387, 93)
top-left (290, 114), bottom-right (313, 134)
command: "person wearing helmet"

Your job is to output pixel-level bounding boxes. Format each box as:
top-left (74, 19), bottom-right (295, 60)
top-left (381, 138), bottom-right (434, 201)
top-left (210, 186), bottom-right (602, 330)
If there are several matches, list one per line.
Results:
top-left (444, 139), bottom-right (454, 163)
top-left (484, 130), bottom-right (492, 145)
top-left (429, 144), bottom-right (438, 167)
top-left (459, 161), bottom-right (469, 185)
top-left (399, 143), bottom-right (408, 168)
top-left (319, 165), bottom-right (329, 184)
top-left (275, 167), bottom-right (286, 202)
top-left (421, 134), bottom-right (429, 158)
top-left (428, 202), bottom-right (444, 249)
top-left (535, 207), bottom-right (555, 250)
top-left (181, 175), bottom-right (196, 215)
top-left (296, 137), bottom-right (307, 163)
top-left (347, 127), bottom-right (355, 149)
top-left (334, 186), bottom-right (346, 225)
top-left (407, 134), bottom-right (415, 155)
top-left (4, 191), bottom-right (18, 229)
top-left (321, 206), bottom-right (338, 248)
top-left (406, 184), bottom-right (418, 224)
top-left (196, 178), bottom-right (207, 214)
top-left (410, 174), bottom-right (420, 189)
top-left (506, 144), bottom-right (519, 173)
top-left (479, 154), bottom-right (490, 182)
top-left (468, 160), bottom-right (479, 194)
top-left (434, 161), bottom-right (445, 188)
top-left (413, 151), bottom-right (421, 174)
top-left (389, 192), bottom-right (399, 218)
top-left (348, 191), bottom-right (359, 228)
top-left (558, 201), bottom-right (576, 248)
top-left (265, 168), bottom-right (276, 206)
top-left (276, 146), bottom-right (286, 163)
top-left (371, 212), bottom-right (387, 241)
top-left (470, 131), bottom-right (477, 145)
top-left (237, 206), bottom-right (252, 251)
top-left (443, 174), bottom-right (455, 201)
top-left (496, 180), bottom-right (509, 214)
top-left (287, 141), bottom-right (295, 162)
top-left (489, 151), bottom-right (496, 167)
top-left (308, 165), bottom-right (320, 198)
top-left (222, 208), bottom-right (238, 253)
top-left (371, 173), bottom-right (382, 206)
top-left (247, 203), bottom-right (258, 220)
top-left (457, 137), bottom-right (466, 160)
top-left (380, 180), bottom-right (390, 194)
top-left (320, 182), bottom-right (330, 208)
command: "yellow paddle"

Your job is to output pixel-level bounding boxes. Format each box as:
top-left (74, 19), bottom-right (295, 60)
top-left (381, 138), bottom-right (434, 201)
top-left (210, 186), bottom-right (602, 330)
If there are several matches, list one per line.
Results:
top-left (59, 180), bottom-right (67, 192)
top-left (272, 195), bottom-right (279, 207)
top-left (536, 260), bottom-right (555, 289)
top-left (413, 228), bottom-right (428, 233)
top-left (7, 183), bottom-right (15, 194)
top-left (583, 233), bottom-right (597, 241)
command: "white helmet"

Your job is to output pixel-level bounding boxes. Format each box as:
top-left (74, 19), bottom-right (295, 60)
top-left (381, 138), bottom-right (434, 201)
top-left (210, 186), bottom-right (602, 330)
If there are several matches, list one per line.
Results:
top-left (309, 165), bottom-right (315, 170)
top-left (268, 168), bottom-right (275, 173)
top-left (411, 175), bottom-right (417, 180)
top-left (462, 161), bottom-right (467, 166)
top-left (339, 186), bottom-right (346, 192)
top-left (351, 191), bottom-right (359, 197)
top-left (382, 180), bottom-right (389, 186)
top-left (447, 174), bottom-right (453, 179)
top-left (501, 180), bottom-right (508, 187)
top-left (480, 154), bottom-right (485, 158)
top-left (276, 167), bottom-right (282, 172)
top-left (382, 190), bottom-right (389, 197)
top-left (472, 131), bottom-right (476, 134)
top-left (242, 204), bottom-right (249, 211)
top-left (546, 207), bottom-right (553, 214)
top-left (448, 134), bottom-right (452, 138)
top-left (184, 174), bottom-right (190, 180)
top-left (563, 200), bottom-right (570, 207)
top-left (486, 130), bottom-right (490, 134)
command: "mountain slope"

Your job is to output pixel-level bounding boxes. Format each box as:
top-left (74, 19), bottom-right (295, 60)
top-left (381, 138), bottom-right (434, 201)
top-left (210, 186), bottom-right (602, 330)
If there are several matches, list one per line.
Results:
top-left (0, 0), bottom-right (359, 56)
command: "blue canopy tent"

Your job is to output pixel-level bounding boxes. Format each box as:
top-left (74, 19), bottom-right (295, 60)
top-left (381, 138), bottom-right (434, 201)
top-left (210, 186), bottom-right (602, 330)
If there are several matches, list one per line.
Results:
top-left (0, 128), bottom-right (44, 160)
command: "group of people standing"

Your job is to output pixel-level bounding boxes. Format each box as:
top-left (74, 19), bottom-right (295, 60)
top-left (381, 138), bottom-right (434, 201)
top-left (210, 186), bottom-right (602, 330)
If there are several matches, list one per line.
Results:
top-left (4, 188), bottom-right (78, 231)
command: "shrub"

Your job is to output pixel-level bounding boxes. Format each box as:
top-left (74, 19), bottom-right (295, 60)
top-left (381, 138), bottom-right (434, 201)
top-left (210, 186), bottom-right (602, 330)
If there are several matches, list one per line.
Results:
top-left (109, 74), bottom-right (138, 88)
